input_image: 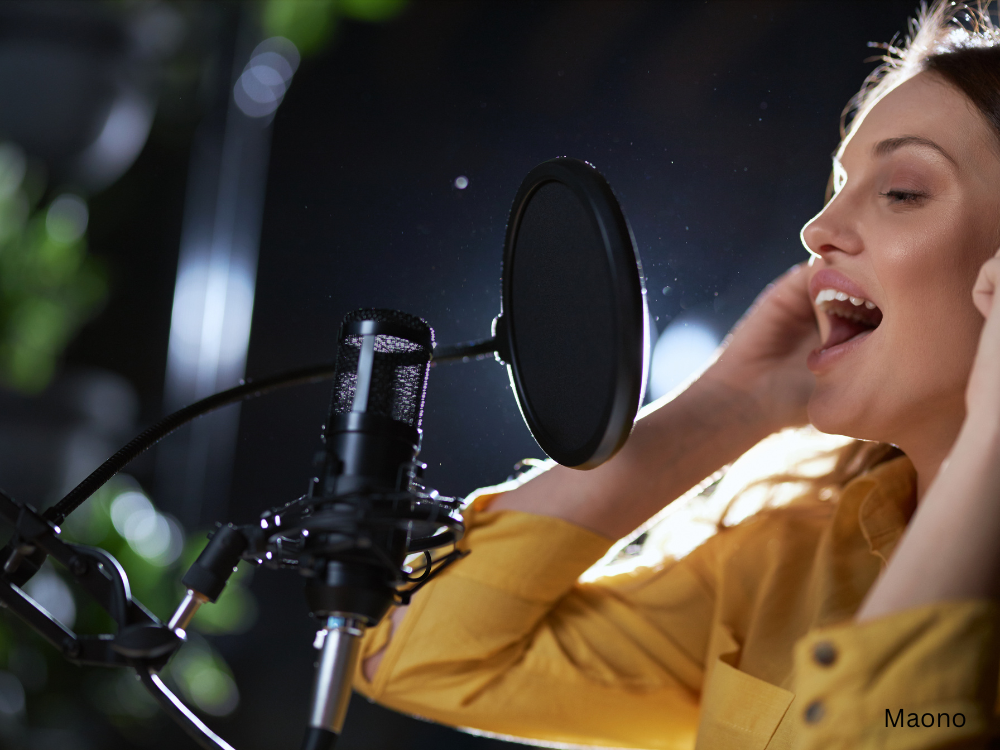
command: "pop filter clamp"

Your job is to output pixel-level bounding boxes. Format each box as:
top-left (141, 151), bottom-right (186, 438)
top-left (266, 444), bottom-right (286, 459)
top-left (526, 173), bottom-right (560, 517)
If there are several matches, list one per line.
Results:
top-left (0, 158), bottom-right (647, 750)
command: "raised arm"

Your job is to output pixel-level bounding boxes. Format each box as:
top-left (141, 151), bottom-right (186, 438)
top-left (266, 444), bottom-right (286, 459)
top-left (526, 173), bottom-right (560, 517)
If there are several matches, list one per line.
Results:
top-left (857, 247), bottom-right (1000, 621)
top-left (363, 263), bottom-right (819, 682)
top-left (492, 262), bottom-right (820, 538)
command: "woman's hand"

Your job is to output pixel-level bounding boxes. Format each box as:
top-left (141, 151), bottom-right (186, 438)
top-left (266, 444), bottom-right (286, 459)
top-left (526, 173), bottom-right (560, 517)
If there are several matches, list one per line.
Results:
top-left (967, 246), bottom-right (1000, 422)
top-left (703, 262), bottom-right (819, 433)
top-left (857, 244), bottom-right (1000, 622)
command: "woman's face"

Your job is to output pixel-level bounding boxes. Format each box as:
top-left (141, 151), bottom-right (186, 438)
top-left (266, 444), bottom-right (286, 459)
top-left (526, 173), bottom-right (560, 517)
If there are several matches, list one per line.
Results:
top-left (801, 72), bottom-right (1000, 447)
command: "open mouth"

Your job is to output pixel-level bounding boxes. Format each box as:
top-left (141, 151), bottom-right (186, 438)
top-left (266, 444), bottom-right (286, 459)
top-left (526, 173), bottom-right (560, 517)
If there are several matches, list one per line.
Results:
top-left (815, 289), bottom-right (882, 349)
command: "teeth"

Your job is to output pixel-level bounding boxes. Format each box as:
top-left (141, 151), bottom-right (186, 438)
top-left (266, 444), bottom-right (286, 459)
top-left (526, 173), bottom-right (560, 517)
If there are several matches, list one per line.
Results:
top-left (813, 288), bottom-right (878, 310)
top-left (831, 309), bottom-right (872, 324)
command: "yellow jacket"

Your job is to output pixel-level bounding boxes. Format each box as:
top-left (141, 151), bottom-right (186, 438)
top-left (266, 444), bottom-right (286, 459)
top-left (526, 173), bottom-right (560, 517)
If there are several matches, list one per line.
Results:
top-left (356, 456), bottom-right (999, 749)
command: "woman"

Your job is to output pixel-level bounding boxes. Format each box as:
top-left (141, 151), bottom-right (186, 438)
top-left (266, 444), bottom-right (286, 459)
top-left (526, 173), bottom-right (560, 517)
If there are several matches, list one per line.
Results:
top-left (358, 3), bottom-right (1000, 748)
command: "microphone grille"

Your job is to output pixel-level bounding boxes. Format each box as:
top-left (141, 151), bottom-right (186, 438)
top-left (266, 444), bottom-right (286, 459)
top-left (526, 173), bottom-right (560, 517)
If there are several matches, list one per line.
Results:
top-left (329, 309), bottom-right (434, 430)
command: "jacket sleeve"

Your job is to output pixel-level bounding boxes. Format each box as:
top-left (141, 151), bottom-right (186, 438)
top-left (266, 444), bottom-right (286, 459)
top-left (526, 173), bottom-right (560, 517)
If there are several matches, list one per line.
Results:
top-left (354, 496), bottom-right (718, 750)
top-left (791, 600), bottom-right (999, 750)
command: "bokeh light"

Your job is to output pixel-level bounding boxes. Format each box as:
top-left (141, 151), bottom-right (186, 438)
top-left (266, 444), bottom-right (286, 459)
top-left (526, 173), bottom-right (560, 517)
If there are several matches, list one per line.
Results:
top-left (109, 490), bottom-right (184, 566)
top-left (45, 194), bottom-right (89, 244)
top-left (648, 318), bottom-right (721, 400)
top-left (234, 36), bottom-right (300, 118)
top-left (0, 672), bottom-right (25, 716)
top-left (167, 639), bottom-right (239, 717)
top-left (23, 563), bottom-right (76, 628)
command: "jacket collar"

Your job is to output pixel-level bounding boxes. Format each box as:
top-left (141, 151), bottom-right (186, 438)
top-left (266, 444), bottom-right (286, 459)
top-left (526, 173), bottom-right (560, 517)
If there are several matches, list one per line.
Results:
top-left (837, 455), bottom-right (917, 565)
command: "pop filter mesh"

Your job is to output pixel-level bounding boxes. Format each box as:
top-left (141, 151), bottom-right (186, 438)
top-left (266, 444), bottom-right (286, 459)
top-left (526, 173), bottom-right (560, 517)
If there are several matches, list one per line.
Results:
top-left (510, 182), bottom-right (616, 455)
top-left (329, 309), bottom-right (433, 429)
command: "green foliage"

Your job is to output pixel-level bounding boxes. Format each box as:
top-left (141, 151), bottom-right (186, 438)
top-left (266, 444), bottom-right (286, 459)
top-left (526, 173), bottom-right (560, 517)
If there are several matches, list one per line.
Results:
top-left (262, 0), bottom-right (407, 56)
top-left (339, 0), bottom-right (408, 23)
top-left (0, 143), bottom-right (106, 394)
top-left (262, 0), bottom-right (338, 56)
top-left (164, 635), bottom-right (239, 716)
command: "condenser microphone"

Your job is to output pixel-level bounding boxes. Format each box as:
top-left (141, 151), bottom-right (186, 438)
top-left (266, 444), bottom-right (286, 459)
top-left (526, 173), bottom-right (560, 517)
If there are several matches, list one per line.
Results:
top-left (301, 308), bottom-right (435, 750)
top-left (319, 308), bottom-right (434, 498)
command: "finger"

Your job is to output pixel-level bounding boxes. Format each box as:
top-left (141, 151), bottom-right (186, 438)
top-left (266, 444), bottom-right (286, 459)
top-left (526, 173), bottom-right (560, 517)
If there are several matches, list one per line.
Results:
top-left (769, 262), bottom-right (817, 324)
top-left (972, 256), bottom-right (1000, 319)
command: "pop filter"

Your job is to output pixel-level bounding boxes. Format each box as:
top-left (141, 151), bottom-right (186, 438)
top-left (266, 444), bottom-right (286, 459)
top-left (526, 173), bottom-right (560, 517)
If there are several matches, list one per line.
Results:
top-left (437, 157), bottom-right (647, 469)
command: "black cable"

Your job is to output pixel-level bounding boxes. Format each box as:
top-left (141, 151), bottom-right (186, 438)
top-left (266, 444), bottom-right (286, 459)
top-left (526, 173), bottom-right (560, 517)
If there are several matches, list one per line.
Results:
top-left (402, 551), bottom-right (433, 583)
top-left (138, 666), bottom-right (237, 750)
top-left (394, 549), bottom-right (468, 605)
top-left (44, 362), bottom-right (337, 526)
top-left (431, 336), bottom-right (496, 363)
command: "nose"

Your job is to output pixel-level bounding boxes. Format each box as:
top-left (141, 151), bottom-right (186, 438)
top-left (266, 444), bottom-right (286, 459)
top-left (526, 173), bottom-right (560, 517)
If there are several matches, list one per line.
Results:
top-left (800, 191), bottom-right (863, 260)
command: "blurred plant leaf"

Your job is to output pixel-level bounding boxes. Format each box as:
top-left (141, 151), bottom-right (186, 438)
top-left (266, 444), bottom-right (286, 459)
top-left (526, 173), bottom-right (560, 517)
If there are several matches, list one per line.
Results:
top-left (262, 0), bottom-right (338, 55)
top-left (164, 635), bottom-right (239, 716)
top-left (0, 142), bottom-right (106, 394)
top-left (262, 0), bottom-right (408, 57)
top-left (340, 0), bottom-right (407, 22)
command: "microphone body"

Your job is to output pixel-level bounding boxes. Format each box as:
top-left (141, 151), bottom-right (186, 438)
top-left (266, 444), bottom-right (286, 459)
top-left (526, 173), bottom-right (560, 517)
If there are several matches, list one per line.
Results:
top-left (321, 309), bottom-right (432, 497)
top-left (301, 309), bottom-right (434, 749)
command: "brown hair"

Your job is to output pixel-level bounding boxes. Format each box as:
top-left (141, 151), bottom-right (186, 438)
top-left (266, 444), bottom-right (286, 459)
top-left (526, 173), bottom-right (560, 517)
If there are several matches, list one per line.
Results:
top-left (844, 1), bottom-right (1000, 140)
top-left (814, 2), bottom-right (1000, 492)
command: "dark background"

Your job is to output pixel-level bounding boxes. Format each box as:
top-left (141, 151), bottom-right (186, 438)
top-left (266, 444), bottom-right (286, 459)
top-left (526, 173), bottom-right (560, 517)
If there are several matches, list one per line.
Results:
top-left (5, 1), bottom-right (921, 748)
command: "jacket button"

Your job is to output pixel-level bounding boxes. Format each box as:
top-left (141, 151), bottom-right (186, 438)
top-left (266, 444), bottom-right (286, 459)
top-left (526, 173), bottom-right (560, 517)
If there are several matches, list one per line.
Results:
top-left (813, 641), bottom-right (837, 666)
top-left (804, 700), bottom-right (825, 724)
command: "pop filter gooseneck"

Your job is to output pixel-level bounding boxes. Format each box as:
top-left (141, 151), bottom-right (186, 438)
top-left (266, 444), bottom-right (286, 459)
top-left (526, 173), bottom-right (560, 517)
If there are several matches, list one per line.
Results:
top-left (435, 157), bottom-right (647, 468)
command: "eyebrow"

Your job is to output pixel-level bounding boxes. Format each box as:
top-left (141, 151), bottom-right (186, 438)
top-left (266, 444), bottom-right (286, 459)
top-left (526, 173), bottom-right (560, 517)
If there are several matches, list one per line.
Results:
top-left (871, 135), bottom-right (958, 167)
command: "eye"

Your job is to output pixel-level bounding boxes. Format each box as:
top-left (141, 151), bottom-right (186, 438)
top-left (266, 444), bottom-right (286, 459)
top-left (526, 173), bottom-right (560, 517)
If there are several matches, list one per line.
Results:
top-left (879, 189), bottom-right (926, 204)
top-left (833, 163), bottom-right (848, 192)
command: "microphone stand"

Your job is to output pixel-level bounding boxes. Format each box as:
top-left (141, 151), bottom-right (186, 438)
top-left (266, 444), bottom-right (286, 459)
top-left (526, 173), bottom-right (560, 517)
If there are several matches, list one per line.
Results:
top-left (169, 474), bottom-right (467, 750)
top-left (0, 348), bottom-right (469, 750)
top-left (0, 491), bottom-right (234, 750)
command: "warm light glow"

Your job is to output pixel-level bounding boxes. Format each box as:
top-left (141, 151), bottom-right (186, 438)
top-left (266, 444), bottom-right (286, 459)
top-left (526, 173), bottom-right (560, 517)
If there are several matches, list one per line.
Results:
top-left (581, 427), bottom-right (853, 581)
